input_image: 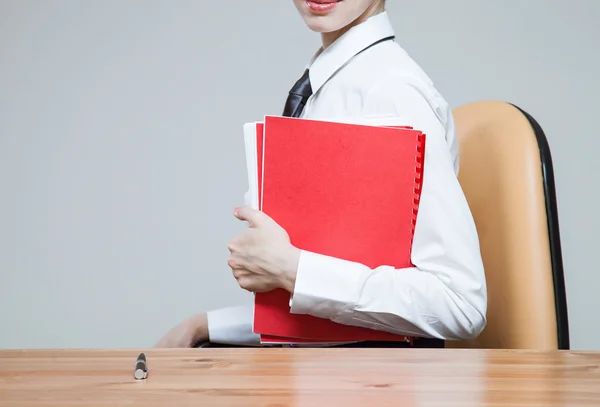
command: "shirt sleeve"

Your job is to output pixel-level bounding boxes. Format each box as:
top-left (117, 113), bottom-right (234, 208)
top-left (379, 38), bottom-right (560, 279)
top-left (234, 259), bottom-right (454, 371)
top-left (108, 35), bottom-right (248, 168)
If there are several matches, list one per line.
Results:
top-left (206, 303), bottom-right (262, 346)
top-left (288, 77), bottom-right (488, 340)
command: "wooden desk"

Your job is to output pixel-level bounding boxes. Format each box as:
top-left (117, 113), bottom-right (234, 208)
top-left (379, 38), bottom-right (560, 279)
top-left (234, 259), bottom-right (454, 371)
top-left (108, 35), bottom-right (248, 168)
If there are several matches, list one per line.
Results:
top-left (1, 349), bottom-right (599, 406)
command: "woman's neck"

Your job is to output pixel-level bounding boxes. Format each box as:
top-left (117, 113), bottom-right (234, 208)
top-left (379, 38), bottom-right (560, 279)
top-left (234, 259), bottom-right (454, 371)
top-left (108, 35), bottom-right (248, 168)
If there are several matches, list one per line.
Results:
top-left (320, 4), bottom-right (385, 49)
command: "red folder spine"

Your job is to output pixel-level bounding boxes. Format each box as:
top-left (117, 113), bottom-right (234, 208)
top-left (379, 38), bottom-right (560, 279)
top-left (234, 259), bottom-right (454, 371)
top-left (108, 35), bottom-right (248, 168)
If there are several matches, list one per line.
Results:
top-left (410, 133), bottom-right (426, 257)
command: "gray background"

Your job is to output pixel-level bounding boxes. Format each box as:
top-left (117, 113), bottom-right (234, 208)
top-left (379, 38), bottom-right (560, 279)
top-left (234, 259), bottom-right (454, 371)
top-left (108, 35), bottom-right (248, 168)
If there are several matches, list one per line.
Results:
top-left (1, 0), bottom-right (598, 350)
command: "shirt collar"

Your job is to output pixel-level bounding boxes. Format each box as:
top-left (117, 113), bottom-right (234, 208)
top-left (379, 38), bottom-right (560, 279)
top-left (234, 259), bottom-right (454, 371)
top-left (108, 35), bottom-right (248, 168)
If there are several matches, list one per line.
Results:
top-left (307, 11), bottom-right (395, 95)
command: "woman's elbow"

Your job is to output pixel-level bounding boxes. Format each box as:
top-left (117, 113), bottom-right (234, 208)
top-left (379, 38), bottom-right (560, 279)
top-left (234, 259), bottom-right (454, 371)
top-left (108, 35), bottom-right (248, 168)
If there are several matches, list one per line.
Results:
top-left (460, 307), bottom-right (487, 340)
top-left (449, 291), bottom-right (488, 341)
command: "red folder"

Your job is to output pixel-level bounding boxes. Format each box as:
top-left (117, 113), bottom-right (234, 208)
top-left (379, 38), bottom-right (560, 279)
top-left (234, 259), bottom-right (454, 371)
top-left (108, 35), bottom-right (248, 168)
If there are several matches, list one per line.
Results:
top-left (259, 334), bottom-right (355, 345)
top-left (252, 116), bottom-right (425, 342)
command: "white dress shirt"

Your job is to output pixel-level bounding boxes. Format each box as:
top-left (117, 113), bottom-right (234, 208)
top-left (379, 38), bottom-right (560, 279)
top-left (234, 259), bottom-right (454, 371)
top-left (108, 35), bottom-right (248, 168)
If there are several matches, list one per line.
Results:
top-left (206, 11), bottom-right (487, 346)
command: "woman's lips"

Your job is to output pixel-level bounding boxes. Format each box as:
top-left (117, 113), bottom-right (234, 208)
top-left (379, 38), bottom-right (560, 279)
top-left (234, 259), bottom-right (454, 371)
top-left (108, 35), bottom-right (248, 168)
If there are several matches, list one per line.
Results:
top-left (306, 0), bottom-right (341, 13)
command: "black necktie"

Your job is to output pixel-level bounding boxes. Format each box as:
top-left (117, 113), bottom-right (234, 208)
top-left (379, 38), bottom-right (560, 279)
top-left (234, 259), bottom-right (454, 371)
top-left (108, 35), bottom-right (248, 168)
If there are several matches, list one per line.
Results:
top-left (282, 69), bottom-right (312, 118)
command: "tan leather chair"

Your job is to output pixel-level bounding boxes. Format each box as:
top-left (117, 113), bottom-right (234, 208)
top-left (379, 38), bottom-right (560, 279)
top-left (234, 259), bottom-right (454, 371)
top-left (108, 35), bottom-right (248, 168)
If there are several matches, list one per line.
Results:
top-left (448, 101), bottom-right (569, 350)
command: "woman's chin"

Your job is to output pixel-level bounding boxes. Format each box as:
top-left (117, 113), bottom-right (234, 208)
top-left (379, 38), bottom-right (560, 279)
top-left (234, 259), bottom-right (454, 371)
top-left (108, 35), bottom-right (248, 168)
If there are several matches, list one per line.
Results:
top-left (302, 17), bottom-right (346, 34)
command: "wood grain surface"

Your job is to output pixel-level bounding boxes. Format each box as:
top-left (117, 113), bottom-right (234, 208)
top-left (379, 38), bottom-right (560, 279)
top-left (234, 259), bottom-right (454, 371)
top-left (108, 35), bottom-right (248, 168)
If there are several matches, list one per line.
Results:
top-left (1, 348), bottom-right (599, 406)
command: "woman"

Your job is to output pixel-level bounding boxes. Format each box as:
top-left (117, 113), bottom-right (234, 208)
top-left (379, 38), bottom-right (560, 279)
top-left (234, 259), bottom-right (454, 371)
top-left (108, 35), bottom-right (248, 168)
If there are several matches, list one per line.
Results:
top-left (156, 0), bottom-right (487, 348)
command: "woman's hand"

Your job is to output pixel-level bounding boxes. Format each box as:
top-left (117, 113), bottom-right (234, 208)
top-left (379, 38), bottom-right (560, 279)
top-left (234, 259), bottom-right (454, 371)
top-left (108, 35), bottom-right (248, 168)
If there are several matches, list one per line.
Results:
top-left (154, 313), bottom-right (208, 348)
top-left (228, 206), bottom-right (300, 293)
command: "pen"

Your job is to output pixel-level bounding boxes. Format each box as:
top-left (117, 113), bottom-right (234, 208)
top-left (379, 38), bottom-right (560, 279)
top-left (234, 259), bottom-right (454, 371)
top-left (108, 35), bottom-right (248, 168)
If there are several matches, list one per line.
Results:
top-left (134, 352), bottom-right (147, 380)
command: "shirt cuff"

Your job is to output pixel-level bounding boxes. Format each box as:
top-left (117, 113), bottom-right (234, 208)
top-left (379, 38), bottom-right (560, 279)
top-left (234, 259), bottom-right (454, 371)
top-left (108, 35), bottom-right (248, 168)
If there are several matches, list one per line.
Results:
top-left (289, 250), bottom-right (367, 319)
top-left (206, 304), bottom-right (261, 346)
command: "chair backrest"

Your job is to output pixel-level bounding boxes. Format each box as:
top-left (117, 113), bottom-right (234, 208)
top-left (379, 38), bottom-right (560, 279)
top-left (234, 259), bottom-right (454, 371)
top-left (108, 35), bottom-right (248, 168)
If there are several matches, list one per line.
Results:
top-left (447, 101), bottom-right (569, 350)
